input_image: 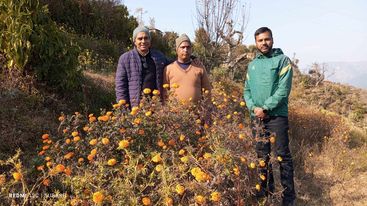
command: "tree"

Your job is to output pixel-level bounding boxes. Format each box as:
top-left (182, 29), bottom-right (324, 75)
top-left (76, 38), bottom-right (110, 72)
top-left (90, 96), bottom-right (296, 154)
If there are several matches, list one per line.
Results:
top-left (194, 0), bottom-right (249, 78)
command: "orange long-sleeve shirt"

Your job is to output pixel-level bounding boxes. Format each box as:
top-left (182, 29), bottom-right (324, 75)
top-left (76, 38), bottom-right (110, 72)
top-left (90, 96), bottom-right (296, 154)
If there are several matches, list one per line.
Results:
top-left (163, 61), bottom-right (211, 103)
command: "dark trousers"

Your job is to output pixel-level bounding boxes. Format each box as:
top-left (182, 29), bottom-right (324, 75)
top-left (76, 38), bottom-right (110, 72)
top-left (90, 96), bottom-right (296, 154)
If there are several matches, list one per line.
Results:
top-left (253, 116), bottom-right (296, 204)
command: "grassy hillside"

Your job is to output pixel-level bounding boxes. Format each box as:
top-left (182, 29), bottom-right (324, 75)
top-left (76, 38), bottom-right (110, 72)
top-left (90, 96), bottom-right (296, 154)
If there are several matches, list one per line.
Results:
top-left (0, 69), bottom-right (366, 205)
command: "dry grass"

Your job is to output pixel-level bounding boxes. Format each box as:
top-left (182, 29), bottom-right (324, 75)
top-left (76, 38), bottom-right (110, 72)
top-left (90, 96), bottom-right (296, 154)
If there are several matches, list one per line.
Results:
top-left (1, 70), bottom-right (366, 205)
top-left (288, 103), bottom-right (367, 205)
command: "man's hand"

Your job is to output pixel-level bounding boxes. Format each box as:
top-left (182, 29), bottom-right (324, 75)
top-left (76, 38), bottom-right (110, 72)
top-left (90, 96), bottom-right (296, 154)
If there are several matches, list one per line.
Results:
top-left (254, 107), bottom-right (267, 120)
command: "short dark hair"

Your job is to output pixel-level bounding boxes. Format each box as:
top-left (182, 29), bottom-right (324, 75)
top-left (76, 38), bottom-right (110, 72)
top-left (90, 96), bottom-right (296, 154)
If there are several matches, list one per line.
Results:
top-left (254, 27), bottom-right (272, 39)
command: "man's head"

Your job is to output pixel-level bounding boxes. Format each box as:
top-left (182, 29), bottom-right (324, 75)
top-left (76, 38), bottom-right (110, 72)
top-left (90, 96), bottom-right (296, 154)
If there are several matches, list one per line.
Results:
top-left (133, 26), bottom-right (151, 54)
top-left (175, 34), bottom-right (192, 63)
top-left (254, 27), bottom-right (273, 55)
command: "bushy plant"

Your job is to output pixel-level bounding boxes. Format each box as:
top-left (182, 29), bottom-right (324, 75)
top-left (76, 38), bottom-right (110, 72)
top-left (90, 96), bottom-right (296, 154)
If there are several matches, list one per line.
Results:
top-left (0, 84), bottom-right (281, 205)
top-left (0, 0), bottom-right (82, 92)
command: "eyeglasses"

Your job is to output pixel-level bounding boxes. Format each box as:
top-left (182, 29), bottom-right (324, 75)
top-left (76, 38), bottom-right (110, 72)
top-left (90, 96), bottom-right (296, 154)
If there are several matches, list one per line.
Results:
top-left (141, 56), bottom-right (148, 69)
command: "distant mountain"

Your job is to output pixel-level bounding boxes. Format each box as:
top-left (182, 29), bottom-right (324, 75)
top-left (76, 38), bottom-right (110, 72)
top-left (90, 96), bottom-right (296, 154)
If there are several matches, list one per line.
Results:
top-left (325, 61), bottom-right (367, 89)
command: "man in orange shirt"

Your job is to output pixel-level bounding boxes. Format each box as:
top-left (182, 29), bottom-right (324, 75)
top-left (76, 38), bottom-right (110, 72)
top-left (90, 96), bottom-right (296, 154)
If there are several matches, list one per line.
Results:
top-left (163, 34), bottom-right (211, 104)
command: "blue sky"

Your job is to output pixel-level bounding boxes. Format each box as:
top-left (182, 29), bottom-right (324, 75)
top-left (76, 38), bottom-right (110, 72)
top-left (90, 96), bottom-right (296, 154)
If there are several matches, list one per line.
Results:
top-left (122, 0), bottom-right (367, 70)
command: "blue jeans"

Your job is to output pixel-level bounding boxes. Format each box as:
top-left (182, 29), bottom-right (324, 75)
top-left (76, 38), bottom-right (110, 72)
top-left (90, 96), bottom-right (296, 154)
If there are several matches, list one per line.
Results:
top-left (253, 116), bottom-right (296, 204)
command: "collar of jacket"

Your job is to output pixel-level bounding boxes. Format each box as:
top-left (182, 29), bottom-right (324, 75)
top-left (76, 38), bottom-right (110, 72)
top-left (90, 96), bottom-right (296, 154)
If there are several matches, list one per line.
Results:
top-left (256, 48), bottom-right (283, 59)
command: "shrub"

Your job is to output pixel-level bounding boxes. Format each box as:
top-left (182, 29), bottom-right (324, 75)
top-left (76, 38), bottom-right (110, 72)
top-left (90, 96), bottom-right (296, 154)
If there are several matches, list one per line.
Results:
top-left (0, 85), bottom-right (279, 205)
top-left (0, 0), bottom-right (82, 92)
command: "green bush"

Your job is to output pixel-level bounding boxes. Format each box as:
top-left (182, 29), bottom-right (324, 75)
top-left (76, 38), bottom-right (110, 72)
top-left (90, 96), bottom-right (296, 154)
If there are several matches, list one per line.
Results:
top-left (0, 0), bottom-right (82, 92)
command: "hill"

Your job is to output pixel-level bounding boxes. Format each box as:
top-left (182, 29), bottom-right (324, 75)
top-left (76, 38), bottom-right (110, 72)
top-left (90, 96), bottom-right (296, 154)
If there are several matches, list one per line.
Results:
top-left (1, 69), bottom-right (366, 205)
top-left (326, 61), bottom-right (367, 89)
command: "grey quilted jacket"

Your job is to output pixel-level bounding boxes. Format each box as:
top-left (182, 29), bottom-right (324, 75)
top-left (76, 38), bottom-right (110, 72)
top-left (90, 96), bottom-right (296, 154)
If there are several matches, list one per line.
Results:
top-left (115, 48), bottom-right (169, 107)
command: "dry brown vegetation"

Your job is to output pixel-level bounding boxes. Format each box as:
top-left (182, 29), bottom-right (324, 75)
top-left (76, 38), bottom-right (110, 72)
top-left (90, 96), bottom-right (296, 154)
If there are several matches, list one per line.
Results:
top-left (0, 69), bottom-right (366, 205)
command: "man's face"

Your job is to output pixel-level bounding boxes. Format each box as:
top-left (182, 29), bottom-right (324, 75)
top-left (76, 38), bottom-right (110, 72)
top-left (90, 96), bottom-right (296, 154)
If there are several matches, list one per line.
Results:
top-left (255, 31), bottom-right (273, 55)
top-left (134, 32), bottom-right (151, 54)
top-left (177, 41), bottom-right (192, 62)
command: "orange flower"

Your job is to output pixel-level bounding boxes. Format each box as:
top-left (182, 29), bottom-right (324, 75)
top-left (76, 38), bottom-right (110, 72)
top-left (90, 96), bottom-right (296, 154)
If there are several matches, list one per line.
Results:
top-left (178, 149), bottom-right (186, 156)
top-left (42, 145), bottom-right (50, 150)
top-left (180, 156), bottom-right (189, 163)
top-left (102, 138), bottom-right (110, 145)
top-left (138, 129), bottom-right (145, 135)
top-left (91, 149), bottom-right (97, 156)
top-left (195, 195), bottom-right (206, 205)
top-left (73, 135), bottom-right (81, 142)
top-left (233, 166), bottom-right (240, 176)
top-left (89, 116), bottom-right (97, 122)
top-left (277, 156), bottom-right (283, 162)
top-left (42, 178), bottom-right (51, 186)
top-left (12, 172), bottom-right (22, 181)
top-left (98, 115), bottom-right (109, 122)
top-left (152, 90), bottom-right (160, 96)
top-left (87, 154), bottom-right (95, 161)
top-left (107, 159), bottom-right (117, 166)
top-left (41, 134), bottom-right (49, 140)
top-left (255, 184), bottom-right (261, 191)
top-left (119, 127), bottom-right (126, 134)
top-left (175, 184), bottom-right (185, 195)
top-left (210, 191), bottom-right (221, 202)
top-left (64, 167), bottom-right (72, 176)
top-left (155, 164), bottom-right (163, 172)
top-left (89, 139), bottom-right (98, 146)
top-left (118, 99), bottom-right (126, 105)
top-left (143, 88), bottom-right (152, 94)
top-left (133, 118), bottom-right (141, 125)
top-left (172, 83), bottom-right (179, 88)
top-left (118, 140), bottom-right (130, 149)
top-left (64, 152), bottom-right (75, 160)
top-left (157, 139), bottom-right (165, 147)
top-left (168, 139), bottom-right (176, 146)
top-left (145, 111), bottom-right (152, 117)
top-left (142, 197), bottom-right (151, 205)
top-left (65, 138), bottom-right (71, 144)
top-left (203, 153), bottom-right (212, 159)
top-left (55, 164), bottom-right (65, 173)
top-left (151, 153), bottom-right (162, 163)
top-left (164, 197), bottom-right (173, 206)
top-left (92, 191), bottom-right (104, 204)
top-left (37, 165), bottom-right (44, 171)
top-left (270, 136), bottom-right (276, 144)
top-left (46, 161), bottom-right (52, 167)
top-left (78, 158), bottom-right (84, 164)
top-left (259, 160), bottom-right (266, 167)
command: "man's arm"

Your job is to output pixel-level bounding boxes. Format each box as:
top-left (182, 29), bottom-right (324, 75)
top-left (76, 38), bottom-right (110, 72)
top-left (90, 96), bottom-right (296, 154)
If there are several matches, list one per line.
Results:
top-left (162, 66), bottom-right (170, 102)
top-left (262, 57), bottom-right (293, 111)
top-left (115, 55), bottom-right (129, 103)
top-left (201, 66), bottom-right (211, 92)
top-left (243, 72), bottom-right (256, 114)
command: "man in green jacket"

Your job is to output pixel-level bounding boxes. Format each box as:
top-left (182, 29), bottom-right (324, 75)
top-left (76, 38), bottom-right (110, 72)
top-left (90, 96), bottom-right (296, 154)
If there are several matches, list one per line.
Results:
top-left (244, 27), bottom-right (296, 206)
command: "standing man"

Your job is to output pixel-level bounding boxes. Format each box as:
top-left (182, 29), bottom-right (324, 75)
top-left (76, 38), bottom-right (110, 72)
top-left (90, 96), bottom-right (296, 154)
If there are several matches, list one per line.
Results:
top-left (243, 27), bottom-right (295, 206)
top-left (163, 34), bottom-right (211, 103)
top-left (115, 25), bottom-right (169, 107)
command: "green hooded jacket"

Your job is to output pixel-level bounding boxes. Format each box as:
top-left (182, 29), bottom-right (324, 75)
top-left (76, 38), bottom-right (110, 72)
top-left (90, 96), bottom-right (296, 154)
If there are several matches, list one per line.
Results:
top-left (243, 48), bottom-right (293, 117)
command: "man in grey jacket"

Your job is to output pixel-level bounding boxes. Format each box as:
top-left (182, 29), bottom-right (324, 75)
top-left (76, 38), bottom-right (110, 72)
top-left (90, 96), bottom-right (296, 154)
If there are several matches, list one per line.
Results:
top-left (115, 26), bottom-right (169, 107)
